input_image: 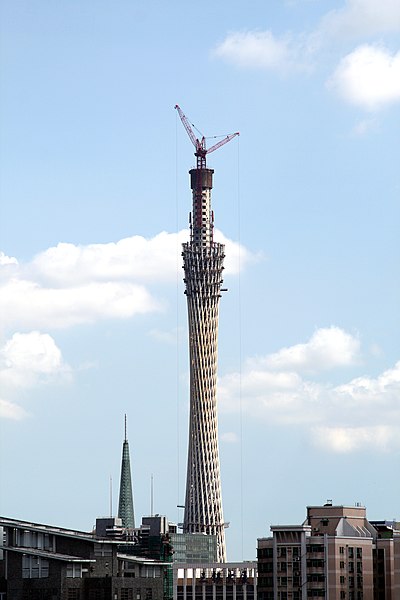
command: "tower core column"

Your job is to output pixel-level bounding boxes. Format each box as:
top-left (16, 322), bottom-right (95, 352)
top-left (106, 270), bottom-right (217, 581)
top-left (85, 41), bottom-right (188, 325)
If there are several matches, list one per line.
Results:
top-left (182, 166), bottom-right (226, 562)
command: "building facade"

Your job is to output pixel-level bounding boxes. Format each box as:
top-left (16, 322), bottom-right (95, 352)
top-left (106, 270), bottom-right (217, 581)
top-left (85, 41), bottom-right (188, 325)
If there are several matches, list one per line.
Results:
top-left (1, 516), bottom-right (172, 600)
top-left (173, 562), bottom-right (257, 600)
top-left (257, 504), bottom-right (400, 600)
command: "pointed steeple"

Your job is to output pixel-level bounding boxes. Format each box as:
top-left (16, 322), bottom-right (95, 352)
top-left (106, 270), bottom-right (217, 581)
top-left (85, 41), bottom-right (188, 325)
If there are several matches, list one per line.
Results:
top-left (118, 415), bottom-right (135, 528)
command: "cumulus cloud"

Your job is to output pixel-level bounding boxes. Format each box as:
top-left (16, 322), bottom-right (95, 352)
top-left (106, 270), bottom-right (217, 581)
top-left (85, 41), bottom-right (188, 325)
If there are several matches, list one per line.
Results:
top-left (0, 252), bottom-right (18, 266)
top-left (0, 331), bottom-right (70, 389)
top-left (0, 398), bottom-right (28, 420)
top-left (317, 0), bottom-right (400, 40)
top-left (0, 231), bottom-right (253, 331)
top-left (213, 30), bottom-right (307, 72)
top-left (254, 326), bottom-right (360, 373)
top-left (1, 278), bottom-right (158, 330)
top-left (313, 425), bottom-right (397, 453)
top-left (218, 329), bottom-right (400, 453)
top-left (327, 45), bottom-right (400, 110)
top-left (0, 332), bottom-right (70, 419)
top-left (213, 1), bottom-right (400, 117)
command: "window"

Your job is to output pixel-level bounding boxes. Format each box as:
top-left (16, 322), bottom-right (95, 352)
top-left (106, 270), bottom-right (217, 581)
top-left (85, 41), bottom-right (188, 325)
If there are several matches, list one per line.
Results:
top-left (15, 529), bottom-right (54, 551)
top-left (340, 547), bottom-right (345, 554)
top-left (340, 576), bottom-right (345, 585)
top-left (340, 592), bottom-right (346, 599)
top-left (22, 555), bottom-right (49, 579)
top-left (66, 563), bottom-right (83, 578)
top-left (67, 591), bottom-right (80, 600)
top-left (340, 561), bottom-right (345, 569)
top-left (348, 548), bottom-right (354, 558)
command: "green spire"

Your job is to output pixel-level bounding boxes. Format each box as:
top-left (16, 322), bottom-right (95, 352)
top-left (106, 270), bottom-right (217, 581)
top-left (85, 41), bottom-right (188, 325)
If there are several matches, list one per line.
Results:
top-left (118, 415), bottom-right (135, 528)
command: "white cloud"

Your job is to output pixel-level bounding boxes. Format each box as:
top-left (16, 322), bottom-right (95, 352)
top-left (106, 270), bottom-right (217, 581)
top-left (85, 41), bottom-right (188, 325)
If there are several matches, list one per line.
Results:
top-left (318, 0), bottom-right (400, 40)
top-left (327, 45), bottom-right (400, 110)
top-left (213, 30), bottom-right (306, 72)
top-left (30, 230), bottom-right (250, 285)
top-left (0, 398), bottom-right (28, 420)
top-left (0, 252), bottom-right (18, 266)
top-left (0, 331), bottom-right (70, 389)
top-left (218, 330), bottom-right (400, 453)
top-left (253, 326), bottom-right (360, 373)
top-left (0, 332), bottom-right (71, 420)
top-left (313, 425), bottom-right (399, 453)
top-left (1, 277), bottom-right (158, 330)
top-left (1, 231), bottom-right (254, 331)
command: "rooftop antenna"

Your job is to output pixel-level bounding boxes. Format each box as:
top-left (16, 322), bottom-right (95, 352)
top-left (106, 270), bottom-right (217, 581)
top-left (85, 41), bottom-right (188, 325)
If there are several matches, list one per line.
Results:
top-left (124, 413), bottom-right (127, 442)
top-left (110, 475), bottom-right (113, 517)
top-left (150, 474), bottom-right (154, 517)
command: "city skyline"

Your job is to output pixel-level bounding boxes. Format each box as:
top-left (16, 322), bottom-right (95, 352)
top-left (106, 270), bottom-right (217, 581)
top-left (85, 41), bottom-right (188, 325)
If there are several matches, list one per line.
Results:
top-left (1, 0), bottom-right (399, 562)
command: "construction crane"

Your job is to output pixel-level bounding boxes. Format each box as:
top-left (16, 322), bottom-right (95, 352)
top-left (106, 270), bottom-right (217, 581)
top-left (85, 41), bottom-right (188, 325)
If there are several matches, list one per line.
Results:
top-left (175, 104), bottom-right (239, 171)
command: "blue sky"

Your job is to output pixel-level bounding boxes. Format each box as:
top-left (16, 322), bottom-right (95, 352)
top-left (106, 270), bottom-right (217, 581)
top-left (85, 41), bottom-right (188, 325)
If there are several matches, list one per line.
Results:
top-left (1, 0), bottom-right (399, 561)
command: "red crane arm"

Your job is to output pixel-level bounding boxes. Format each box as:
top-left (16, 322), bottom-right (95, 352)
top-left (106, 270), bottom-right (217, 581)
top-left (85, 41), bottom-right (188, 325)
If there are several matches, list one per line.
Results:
top-left (206, 132), bottom-right (240, 155)
top-left (175, 104), bottom-right (199, 150)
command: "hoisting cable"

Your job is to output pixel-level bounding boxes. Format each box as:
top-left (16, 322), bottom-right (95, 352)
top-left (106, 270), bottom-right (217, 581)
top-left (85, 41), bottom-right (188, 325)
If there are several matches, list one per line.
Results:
top-left (175, 109), bottom-right (181, 525)
top-left (237, 135), bottom-right (245, 561)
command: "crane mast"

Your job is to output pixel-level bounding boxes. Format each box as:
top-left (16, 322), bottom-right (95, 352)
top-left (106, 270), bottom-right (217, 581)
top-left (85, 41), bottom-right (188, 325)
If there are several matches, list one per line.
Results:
top-left (175, 104), bottom-right (239, 245)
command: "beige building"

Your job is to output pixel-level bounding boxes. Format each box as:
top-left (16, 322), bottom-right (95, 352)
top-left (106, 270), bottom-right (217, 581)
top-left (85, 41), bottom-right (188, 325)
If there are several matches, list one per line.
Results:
top-left (257, 503), bottom-right (400, 600)
top-left (173, 562), bottom-right (257, 600)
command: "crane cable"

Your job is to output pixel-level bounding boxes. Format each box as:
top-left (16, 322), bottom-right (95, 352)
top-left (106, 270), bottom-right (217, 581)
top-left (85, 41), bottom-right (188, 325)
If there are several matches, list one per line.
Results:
top-left (175, 110), bottom-right (181, 525)
top-left (237, 136), bottom-right (244, 561)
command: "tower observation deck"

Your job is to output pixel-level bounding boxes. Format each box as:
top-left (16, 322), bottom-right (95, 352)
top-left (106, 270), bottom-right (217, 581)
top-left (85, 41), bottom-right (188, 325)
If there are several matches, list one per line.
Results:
top-left (176, 105), bottom-right (239, 563)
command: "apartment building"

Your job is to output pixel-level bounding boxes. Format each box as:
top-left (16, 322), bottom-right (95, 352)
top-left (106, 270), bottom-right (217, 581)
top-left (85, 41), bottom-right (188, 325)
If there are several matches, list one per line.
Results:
top-left (257, 503), bottom-right (400, 600)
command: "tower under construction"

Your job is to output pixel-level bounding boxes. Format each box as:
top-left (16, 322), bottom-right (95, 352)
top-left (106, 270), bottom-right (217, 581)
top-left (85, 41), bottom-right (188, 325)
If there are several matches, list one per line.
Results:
top-left (176, 105), bottom-right (239, 563)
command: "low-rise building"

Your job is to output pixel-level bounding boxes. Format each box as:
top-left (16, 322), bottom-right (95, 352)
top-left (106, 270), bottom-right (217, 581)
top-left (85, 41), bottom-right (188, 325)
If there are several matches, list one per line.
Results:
top-left (1, 515), bottom-right (172, 600)
top-left (173, 562), bottom-right (257, 600)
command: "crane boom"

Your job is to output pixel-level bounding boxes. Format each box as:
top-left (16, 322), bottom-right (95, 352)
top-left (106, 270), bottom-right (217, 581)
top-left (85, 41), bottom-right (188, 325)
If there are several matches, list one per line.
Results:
top-left (175, 104), bottom-right (239, 160)
top-left (207, 132), bottom-right (240, 155)
top-left (175, 104), bottom-right (200, 151)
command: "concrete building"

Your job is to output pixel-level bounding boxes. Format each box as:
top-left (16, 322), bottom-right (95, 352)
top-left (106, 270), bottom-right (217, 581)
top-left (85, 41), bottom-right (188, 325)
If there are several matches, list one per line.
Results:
top-left (173, 562), bottom-right (257, 600)
top-left (0, 515), bottom-right (172, 600)
top-left (176, 105), bottom-right (239, 563)
top-left (257, 503), bottom-right (400, 600)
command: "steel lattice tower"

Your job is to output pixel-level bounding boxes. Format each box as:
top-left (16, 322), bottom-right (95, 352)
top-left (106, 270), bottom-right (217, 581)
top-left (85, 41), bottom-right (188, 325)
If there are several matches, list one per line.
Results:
top-left (118, 415), bottom-right (135, 529)
top-left (176, 105), bottom-right (239, 563)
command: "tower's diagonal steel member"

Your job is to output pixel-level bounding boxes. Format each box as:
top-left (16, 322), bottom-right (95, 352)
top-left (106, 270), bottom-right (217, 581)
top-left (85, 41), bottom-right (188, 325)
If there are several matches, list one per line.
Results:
top-left (176, 105), bottom-right (239, 563)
